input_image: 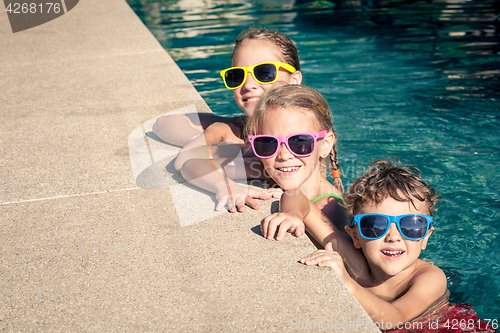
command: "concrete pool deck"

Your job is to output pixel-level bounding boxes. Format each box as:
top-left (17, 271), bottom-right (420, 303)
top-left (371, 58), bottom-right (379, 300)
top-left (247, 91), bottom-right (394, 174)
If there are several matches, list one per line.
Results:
top-left (0, 0), bottom-right (379, 331)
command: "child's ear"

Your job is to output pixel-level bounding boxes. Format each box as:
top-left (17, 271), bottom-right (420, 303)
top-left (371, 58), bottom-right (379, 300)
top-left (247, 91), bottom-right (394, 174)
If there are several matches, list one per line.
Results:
top-left (421, 226), bottom-right (434, 250)
top-left (345, 225), bottom-right (362, 249)
top-left (290, 70), bottom-right (302, 85)
top-left (321, 131), bottom-right (335, 158)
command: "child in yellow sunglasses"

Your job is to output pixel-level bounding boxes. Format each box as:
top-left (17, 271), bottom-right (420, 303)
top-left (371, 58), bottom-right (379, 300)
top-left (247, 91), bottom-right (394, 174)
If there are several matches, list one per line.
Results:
top-left (155, 27), bottom-right (303, 213)
top-left (153, 27), bottom-right (302, 146)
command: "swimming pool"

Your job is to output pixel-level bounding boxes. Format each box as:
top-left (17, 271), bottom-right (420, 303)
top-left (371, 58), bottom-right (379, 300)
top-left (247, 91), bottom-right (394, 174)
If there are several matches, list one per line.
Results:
top-left (128, 0), bottom-right (500, 320)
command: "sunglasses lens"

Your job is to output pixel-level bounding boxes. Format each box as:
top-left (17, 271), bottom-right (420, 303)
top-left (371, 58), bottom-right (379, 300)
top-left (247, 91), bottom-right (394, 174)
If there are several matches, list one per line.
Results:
top-left (359, 215), bottom-right (388, 239)
top-left (288, 134), bottom-right (315, 156)
top-left (225, 68), bottom-right (245, 88)
top-left (254, 64), bottom-right (277, 83)
top-left (399, 216), bottom-right (428, 239)
top-left (253, 136), bottom-right (279, 157)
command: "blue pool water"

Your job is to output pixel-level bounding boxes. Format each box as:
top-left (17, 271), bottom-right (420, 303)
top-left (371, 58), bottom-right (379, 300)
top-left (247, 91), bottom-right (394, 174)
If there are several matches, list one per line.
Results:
top-left (128, 0), bottom-right (500, 319)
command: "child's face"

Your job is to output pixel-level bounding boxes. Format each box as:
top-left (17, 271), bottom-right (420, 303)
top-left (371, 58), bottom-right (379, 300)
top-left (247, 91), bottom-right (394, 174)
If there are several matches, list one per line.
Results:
top-left (346, 195), bottom-right (434, 279)
top-left (231, 39), bottom-right (302, 116)
top-left (258, 107), bottom-right (334, 194)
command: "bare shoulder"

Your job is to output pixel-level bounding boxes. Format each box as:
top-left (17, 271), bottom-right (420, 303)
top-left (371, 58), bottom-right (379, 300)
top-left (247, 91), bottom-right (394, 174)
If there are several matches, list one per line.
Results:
top-left (312, 189), bottom-right (348, 232)
top-left (387, 260), bottom-right (447, 322)
top-left (410, 260), bottom-right (447, 295)
top-left (311, 181), bottom-right (343, 206)
top-left (415, 259), bottom-right (445, 275)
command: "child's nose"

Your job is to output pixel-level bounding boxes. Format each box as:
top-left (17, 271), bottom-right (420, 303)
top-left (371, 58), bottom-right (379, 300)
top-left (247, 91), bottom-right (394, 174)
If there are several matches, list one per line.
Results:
top-left (384, 223), bottom-right (402, 242)
top-left (241, 71), bottom-right (259, 90)
top-left (276, 142), bottom-right (293, 160)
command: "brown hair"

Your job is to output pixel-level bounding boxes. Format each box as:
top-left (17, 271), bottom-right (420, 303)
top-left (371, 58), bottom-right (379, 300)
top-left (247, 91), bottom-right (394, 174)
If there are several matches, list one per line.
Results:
top-left (245, 84), bottom-right (344, 193)
top-left (231, 27), bottom-right (300, 71)
top-left (346, 160), bottom-right (441, 217)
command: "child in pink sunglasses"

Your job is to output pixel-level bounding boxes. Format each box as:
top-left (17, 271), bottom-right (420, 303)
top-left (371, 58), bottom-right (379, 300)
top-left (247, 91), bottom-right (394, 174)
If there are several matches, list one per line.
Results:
top-left (245, 84), bottom-right (349, 241)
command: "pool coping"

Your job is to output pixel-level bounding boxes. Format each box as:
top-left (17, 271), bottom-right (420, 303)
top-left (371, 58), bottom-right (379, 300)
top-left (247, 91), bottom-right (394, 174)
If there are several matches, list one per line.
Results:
top-left (0, 0), bottom-right (379, 331)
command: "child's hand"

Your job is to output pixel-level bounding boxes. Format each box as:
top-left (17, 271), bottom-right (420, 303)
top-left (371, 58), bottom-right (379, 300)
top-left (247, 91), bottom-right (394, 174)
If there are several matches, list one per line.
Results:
top-left (263, 187), bottom-right (284, 199)
top-left (300, 242), bottom-right (348, 281)
top-left (215, 184), bottom-right (272, 213)
top-left (261, 212), bottom-right (305, 241)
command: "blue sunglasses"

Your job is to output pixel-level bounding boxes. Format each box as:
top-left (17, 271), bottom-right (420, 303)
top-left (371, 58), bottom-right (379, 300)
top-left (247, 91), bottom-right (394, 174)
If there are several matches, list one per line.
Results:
top-left (350, 214), bottom-right (433, 241)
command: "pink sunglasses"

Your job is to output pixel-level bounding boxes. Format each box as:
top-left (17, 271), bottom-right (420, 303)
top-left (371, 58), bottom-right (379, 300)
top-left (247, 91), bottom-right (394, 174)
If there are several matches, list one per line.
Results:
top-left (248, 130), bottom-right (327, 158)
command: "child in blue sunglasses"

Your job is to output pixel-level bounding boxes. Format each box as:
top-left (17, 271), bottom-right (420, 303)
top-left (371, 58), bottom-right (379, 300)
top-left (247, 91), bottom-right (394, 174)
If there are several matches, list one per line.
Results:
top-left (290, 160), bottom-right (492, 331)
top-left (154, 27), bottom-right (303, 213)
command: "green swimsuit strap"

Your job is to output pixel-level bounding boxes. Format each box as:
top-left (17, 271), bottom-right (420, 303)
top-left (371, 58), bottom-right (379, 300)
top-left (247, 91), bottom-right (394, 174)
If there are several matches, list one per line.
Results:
top-left (311, 193), bottom-right (345, 204)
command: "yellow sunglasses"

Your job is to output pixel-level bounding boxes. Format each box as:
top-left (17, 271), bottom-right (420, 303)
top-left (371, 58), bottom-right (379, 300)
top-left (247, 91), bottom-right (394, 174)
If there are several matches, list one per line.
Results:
top-left (220, 62), bottom-right (297, 90)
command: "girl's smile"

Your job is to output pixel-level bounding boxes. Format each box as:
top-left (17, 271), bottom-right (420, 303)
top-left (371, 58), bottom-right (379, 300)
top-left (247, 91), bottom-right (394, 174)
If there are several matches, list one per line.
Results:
top-left (258, 107), bottom-right (333, 198)
top-left (276, 165), bottom-right (301, 174)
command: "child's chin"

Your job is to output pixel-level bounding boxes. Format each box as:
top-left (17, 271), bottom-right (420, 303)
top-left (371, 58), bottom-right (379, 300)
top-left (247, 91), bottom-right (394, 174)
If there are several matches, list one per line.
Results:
top-left (277, 182), bottom-right (300, 192)
top-left (242, 104), bottom-right (255, 116)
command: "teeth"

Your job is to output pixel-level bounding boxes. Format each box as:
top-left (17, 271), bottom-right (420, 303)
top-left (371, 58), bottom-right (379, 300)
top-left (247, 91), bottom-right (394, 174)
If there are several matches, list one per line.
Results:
top-left (278, 166), bottom-right (299, 172)
top-left (246, 97), bottom-right (259, 102)
top-left (382, 250), bottom-right (404, 256)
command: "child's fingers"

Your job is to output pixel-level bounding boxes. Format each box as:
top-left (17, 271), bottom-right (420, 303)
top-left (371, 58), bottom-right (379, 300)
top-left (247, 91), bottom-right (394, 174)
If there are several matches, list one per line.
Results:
top-left (299, 250), bottom-right (336, 265)
top-left (299, 253), bottom-right (318, 265)
top-left (230, 194), bottom-right (251, 213)
top-left (292, 223), bottom-right (305, 238)
top-left (275, 218), bottom-right (303, 240)
top-left (261, 213), bottom-right (278, 238)
top-left (227, 200), bottom-right (237, 213)
top-left (216, 194), bottom-right (237, 213)
top-left (275, 221), bottom-right (289, 241)
top-left (215, 196), bottom-right (227, 212)
top-left (248, 188), bottom-right (272, 201)
top-left (234, 196), bottom-right (247, 213)
top-left (263, 188), bottom-right (283, 199)
top-left (317, 253), bottom-right (346, 278)
top-left (244, 196), bottom-right (260, 211)
top-left (261, 213), bottom-right (282, 240)
top-left (266, 214), bottom-right (286, 240)
top-left (317, 258), bottom-right (343, 271)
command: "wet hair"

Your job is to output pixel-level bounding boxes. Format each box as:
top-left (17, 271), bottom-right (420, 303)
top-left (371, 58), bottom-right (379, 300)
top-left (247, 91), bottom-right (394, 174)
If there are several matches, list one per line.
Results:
top-left (231, 27), bottom-right (300, 71)
top-left (346, 160), bottom-right (441, 217)
top-left (245, 84), bottom-right (344, 193)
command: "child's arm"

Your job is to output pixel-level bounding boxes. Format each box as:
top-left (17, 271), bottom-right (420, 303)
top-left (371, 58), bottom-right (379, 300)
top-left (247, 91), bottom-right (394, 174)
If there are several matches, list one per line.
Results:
top-left (174, 122), bottom-right (243, 171)
top-left (176, 122), bottom-right (275, 212)
top-left (153, 114), bottom-right (204, 147)
top-left (180, 157), bottom-right (272, 213)
top-left (358, 265), bottom-right (447, 326)
top-left (272, 190), bottom-right (369, 280)
top-left (303, 249), bottom-right (447, 328)
top-left (262, 189), bottom-right (350, 244)
top-left (261, 189), bottom-right (354, 260)
top-left (152, 113), bottom-right (240, 147)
